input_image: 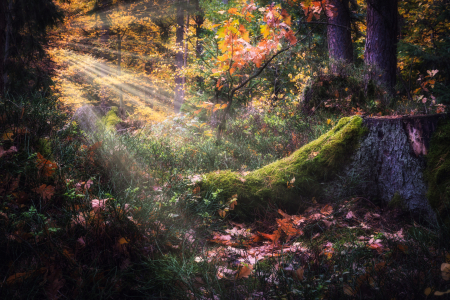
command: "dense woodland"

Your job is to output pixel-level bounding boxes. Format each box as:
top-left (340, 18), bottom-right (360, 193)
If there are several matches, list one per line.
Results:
top-left (0, 0), bottom-right (450, 298)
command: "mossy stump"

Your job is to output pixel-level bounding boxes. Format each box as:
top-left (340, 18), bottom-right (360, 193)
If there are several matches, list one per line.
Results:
top-left (199, 114), bottom-right (449, 222)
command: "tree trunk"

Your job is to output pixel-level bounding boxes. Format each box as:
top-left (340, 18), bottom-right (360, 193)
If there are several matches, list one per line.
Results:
top-left (1, 0), bottom-right (12, 95)
top-left (174, 4), bottom-right (185, 113)
top-left (365, 0), bottom-right (398, 94)
top-left (194, 0), bottom-right (203, 59)
top-left (326, 0), bottom-right (353, 73)
top-left (118, 34), bottom-right (124, 117)
top-left (199, 115), bottom-right (448, 223)
top-left (0, 0), bottom-right (6, 95)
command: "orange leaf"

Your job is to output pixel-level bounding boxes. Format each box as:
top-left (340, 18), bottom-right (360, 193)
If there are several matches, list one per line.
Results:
top-left (258, 229), bottom-right (282, 244)
top-left (218, 210), bottom-right (226, 218)
top-left (33, 184), bottom-right (55, 202)
top-left (278, 209), bottom-right (291, 220)
top-left (36, 153), bottom-right (57, 178)
top-left (320, 204), bottom-right (333, 215)
top-left (236, 264), bottom-right (252, 279)
top-left (277, 218), bottom-right (303, 238)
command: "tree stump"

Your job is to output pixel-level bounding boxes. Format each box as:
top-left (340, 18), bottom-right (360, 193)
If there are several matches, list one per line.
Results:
top-left (200, 114), bottom-right (449, 223)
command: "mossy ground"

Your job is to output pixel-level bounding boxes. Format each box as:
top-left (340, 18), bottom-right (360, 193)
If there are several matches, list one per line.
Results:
top-left (201, 116), bottom-right (367, 218)
top-left (98, 107), bottom-right (121, 130)
top-left (425, 118), bottom-right (450, 226)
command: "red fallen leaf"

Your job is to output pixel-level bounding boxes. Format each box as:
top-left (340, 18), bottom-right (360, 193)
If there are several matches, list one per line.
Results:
top-left (368, 242), bottom-right (384, 253)
top-left (277, 218), bottom-right (303, 238)
top-left (33, 184), bottom-right (55, 202)
top-left (258, 229), bottom-right (282, 244)
top-left (397, 244), bottom-right (408, 253)
top-left (36, 153), bottom-right (57, 178)
top-left (320, 204), bottom-right (333, 215)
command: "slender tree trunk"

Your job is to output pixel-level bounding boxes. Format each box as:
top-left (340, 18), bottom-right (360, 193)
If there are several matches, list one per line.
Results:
top-left (365, 0), bottom-right (398, 95)
top-left (118, 34), bottom-right (124, 117)
top-left (326, 0), bottom-right (353, 73)
top-left (183, 13), bottom-right (189, 86)
top-left (174, 3), bottom-right (185, 113)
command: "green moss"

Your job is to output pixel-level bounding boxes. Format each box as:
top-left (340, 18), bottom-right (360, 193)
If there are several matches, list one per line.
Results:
top-left (201, 116), bottom-right (367, 218)
top-left (388, 192), bottom-right (407, 210)
top-left (98, 108), bottom-right (121, 130)
top-left (37, 138), bottom-right (52, 159)
top-left (425, 119), bottom-right (450, 225)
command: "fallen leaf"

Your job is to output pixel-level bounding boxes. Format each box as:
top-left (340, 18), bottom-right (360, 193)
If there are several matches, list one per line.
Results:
top-left (343, 284), bottom-right (356, 296)
top-left (258, 229), bottom-right (281, 244)
top-left (320, 204), bottom-right (333, 215)
top-left (91, 199), bottom-right (108, 213)
top-left (33, 184), bottom-right (55, 202)
top-left (346, 211), bottom-right (356, 219)
top-left (435, 289), bottom-right (450, 296)
top-left (236, 264), bottom-right (253, 279)
top-left (441, 263), bottom-right (450, 280)
top-left (118, 237), bottom-right (129, 245)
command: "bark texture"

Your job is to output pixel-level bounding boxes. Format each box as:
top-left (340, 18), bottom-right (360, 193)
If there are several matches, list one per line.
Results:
top-left (326, 0), bottom-right (353, 71)
top-left (365, 0), bottom-right (398, 93)
top-left (174, 4), bottom-right (185, 113)
top-left (333, 115), bottom-right (448, 222)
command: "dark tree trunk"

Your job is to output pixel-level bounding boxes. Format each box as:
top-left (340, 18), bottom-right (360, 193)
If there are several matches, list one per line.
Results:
top-left (0, 0), bottom-right (6, 95)
top-left (365, 0), bottom-right (398, 94)
top-left (335, 115), bottom-right (447, 223)
top-left (174, 4), bottom-right (185, 113)
top-left (193, 0), bottom-right (204, 59)
top-left (326, 0), bottom-right (353, 72)
top-left (0, 0), bottom-right (12, 95)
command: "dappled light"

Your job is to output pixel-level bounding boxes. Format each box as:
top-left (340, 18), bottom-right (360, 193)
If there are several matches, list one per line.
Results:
top-left (0, 0), bottom-right (449, 299)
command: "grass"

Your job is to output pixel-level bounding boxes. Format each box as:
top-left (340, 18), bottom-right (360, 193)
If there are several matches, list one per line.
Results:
top-left (1, 91), bottom-right (450, 299)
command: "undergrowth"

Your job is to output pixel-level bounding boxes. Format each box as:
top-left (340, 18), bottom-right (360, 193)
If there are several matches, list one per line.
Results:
top-left (1, 92), bottom-right (450, 299)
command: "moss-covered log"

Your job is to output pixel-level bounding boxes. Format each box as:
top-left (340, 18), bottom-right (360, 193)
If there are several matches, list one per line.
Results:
top-left (200, 116), bottom-right (367, 217)
top-left (200, 114), bottom-right (449, 222)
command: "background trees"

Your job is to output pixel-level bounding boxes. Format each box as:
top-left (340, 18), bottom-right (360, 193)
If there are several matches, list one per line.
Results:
top-left (364, 0), bottom-right (398, 94)
top-left (0, 0), bottom-right (62, 96)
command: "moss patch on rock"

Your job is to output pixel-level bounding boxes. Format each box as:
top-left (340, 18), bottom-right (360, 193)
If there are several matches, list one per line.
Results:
top-left (200, 116), bottom-right (367, 218)
top-left (425, 118), bottom-right (450, 226)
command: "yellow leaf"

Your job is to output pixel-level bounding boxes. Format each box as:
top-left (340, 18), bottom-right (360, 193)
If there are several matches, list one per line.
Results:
top-left (435, 289), bottom-right (450, 296)
top-left (260, 24), bottom-right (270, 38)
top-left (118, 237), bottom-right (129, 245)
top-left (327, 119), bottom-right (331, 125)
top-left (2, 131), bottom-right (14, 141)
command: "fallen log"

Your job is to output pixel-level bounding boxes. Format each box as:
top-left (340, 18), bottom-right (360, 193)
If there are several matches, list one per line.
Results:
top-left (199, 114), bottom-right (449, 224)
